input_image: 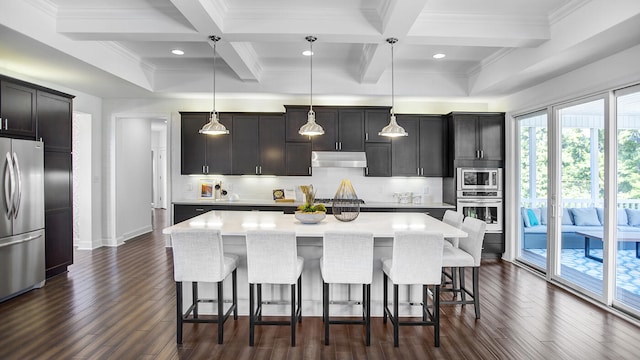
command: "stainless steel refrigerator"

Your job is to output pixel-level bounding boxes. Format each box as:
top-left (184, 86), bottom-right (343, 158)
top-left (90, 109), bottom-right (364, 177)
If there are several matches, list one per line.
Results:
top-left (1, 138), bottom-right (45, 302)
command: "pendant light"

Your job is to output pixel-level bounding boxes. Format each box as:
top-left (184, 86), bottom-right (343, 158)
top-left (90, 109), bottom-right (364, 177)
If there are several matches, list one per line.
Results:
top-left (379, 37), bottom-right (408, 137)
top-left (298, 35), bottom-right (324, 136)
top-left (200, 35), bottom-right (229, 135)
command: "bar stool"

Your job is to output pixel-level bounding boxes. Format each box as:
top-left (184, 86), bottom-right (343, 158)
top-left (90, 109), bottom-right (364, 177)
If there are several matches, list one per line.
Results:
top-left (382, 231), bottom-right (444, 347)
top-left (245, 230), bottom-right (303, 347)
top-left (440, 217), bottom-right (487, 319)
top-left (321, 231), bottom-right (374, 346)
top-left (170, 229), bottom-right (238, 344)
top-left (441, 210), bottom-right (464, 288)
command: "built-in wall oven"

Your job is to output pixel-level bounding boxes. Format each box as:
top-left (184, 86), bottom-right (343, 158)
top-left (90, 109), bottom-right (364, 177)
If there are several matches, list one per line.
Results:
top-left (457, 168), bottom-right (503, 233)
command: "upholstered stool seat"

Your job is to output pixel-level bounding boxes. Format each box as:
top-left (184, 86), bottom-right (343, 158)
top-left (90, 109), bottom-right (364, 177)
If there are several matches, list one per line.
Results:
top-left (441, 210), bottom-right (464, 288)
top-left (320, 231), bottom-right (374, 346)
top-left (246, 230), bottom-right (303, 347)
top-left (382, 231), bottom-right (444, 347)
top-left (440, 217), bottom-right (487, 319)
top-left (170, 229), bottom-right (238, 344)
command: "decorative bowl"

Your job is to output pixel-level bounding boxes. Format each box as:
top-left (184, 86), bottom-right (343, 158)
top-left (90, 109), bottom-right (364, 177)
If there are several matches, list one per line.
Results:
top-left (294, 211), bottom-right (326, 224)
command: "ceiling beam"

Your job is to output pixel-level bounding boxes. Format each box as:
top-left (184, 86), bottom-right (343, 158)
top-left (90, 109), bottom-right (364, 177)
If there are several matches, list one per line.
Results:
top-left (169, 0), bottom-right (261, 81)
top-left (359, 0), bottom-right (428, 84)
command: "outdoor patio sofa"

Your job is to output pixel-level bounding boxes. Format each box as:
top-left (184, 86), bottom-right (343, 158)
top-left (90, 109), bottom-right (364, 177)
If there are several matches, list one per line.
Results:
top-left (521, 207), bottom-right (640, 249)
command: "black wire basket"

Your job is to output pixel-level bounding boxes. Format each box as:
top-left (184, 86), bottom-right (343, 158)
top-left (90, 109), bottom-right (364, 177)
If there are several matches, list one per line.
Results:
top-left (332, 179), bottom-right (360, 222)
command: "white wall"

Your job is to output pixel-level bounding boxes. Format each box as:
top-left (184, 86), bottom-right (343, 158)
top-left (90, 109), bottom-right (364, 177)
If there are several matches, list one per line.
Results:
top-left (72, 112), bottom-right (96, 249)
top-left (113, 117), bottom-right (152, 245)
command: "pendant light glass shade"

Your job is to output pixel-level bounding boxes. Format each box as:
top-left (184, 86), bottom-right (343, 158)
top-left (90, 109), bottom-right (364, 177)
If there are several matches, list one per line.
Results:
top-left (379, 37), bottom-right (408, 137)
top-left (200, 35), bottom-right (229, 135)
top-left (299, 36), bottom-right (324, 136)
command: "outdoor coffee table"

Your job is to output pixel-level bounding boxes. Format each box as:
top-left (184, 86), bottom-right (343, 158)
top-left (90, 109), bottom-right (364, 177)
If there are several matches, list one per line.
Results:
top-left (576, 230), bottom-right (640, 263)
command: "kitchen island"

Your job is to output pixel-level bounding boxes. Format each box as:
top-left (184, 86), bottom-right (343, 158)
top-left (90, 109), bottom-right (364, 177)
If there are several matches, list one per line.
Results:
top-left (163, 210), bottom-right (466, 317)
top-left (172, 199), bottom-right (455, 224)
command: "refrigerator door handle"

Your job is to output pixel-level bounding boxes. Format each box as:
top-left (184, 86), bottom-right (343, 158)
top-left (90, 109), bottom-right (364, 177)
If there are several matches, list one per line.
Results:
top-left (4, 152), bottom-right (15, 219)
top-left (12, 152), bottom-right (22, 219)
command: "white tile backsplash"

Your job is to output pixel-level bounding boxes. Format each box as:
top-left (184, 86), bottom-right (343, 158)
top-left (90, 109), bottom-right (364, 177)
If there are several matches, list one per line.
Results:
top-left (174, 167), bottom-right (442, 203)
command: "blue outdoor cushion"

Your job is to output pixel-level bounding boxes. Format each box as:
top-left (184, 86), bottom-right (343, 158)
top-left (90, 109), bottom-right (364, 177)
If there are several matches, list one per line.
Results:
top-left (528, 209), bottom-right (540, 226)
top-left (540, 207), bottom-right (547, 225)
top-left (562, 207), bottom-right (574, 225)
top-left (522, 208), bottom-right (531, 227)
top-left (627, 209), bottom-right (640, 226)
top-left (571, 207), bottom-right (600, 226)
top-left (596, 207), bottom-right (628, 225)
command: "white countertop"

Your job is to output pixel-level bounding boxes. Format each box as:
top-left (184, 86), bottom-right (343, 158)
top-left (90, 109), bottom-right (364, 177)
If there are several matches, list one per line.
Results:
top-left (163, 210), bottom-right (467, 238)
top-left (172, 199), bottom-right (455, 209)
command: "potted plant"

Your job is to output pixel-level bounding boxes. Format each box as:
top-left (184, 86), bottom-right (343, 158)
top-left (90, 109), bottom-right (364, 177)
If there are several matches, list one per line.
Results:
top-left (295, 185), bottom-right (326, 223)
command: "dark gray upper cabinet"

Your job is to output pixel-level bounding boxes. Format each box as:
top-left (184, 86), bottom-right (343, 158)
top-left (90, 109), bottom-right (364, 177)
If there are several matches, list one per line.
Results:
top-left (231, 114), bottom-right (259, 175)
top-left (37, 91), bottom-right (72, 152)
top-left (258, 115), bottom-right (286, 175)
top-left (448, 112), bottom-right (504, 162)
top-left (284, 107), bottom-right (311, 142)
top-left (419, 116), bottom-right (446, 176)
top-left (232, 114), bottom-right (285, 175)
top-left (337, 109), bottom-right (364, 151)
top-left (310, 108), bottom-right (338, 151)
top-left (284, 106), bottom-right (366, 151)
top-left (364, 109), bottom-right (392, 143)
top-left (286, 142), bottom-right (312, 176)
top-left (0, 79), bottom-right (36, 139)
top-left (182, 112), bottom-right (285, 175)
top-left (180, 112), bottom-right (232, 175)
top-left (365, 143), bottom-right (391, 177)
top-left (391, 115), bottom-right (447, 177)
top-left (391, 115), bottom-right (420, 176)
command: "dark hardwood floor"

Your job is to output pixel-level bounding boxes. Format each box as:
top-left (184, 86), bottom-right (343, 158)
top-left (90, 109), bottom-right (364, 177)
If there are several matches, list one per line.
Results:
top-left (1, 209), bottom-right (640, 359)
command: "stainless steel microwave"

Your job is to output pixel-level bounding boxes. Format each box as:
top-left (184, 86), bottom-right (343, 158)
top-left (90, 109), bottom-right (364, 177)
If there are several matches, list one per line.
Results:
top-left (457, 168), bottom-right (502, 191)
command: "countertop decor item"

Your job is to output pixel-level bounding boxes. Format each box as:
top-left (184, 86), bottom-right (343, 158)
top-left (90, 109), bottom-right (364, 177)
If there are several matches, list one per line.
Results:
top-left (294, 211), bottom-right (326, 224)
top-left (295, 184), bottom-right (327, 223)
top-left (332, 179), bottom-right (360, 222)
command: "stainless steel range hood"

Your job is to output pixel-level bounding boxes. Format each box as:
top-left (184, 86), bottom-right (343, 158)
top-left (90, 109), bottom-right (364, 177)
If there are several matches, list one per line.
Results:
top-left (311, 151), bottom-right (367, 168)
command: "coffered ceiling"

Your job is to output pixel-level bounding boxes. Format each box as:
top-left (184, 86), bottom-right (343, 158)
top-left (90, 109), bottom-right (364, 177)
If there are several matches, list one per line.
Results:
top-left (1, 0), bottom-right (639, 100)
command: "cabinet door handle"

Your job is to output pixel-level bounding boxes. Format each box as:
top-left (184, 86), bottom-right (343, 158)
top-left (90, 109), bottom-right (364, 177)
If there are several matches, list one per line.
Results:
top-left (480, 150), bottom-right (484, 158)
top-left (202, 165), bottom-right (206, 173)
top-left (365, 167), bottom-right (369, 176)
top-left (335, 142), bottom-right (338, 150)
top-left (205, 165), bottom-right (209, 173)
top-left (255, 165), bottom-right (259, 174)
top-left (3, 118), bottom-right (7, 130)
top-left (420, 168), bottom-right (424, 176)
top-left (308, 167), bottom-right (311, 175)
top-left (259, 166), bottom-right (262, 174)
top-left (195, 208), bottom-right (205, 212)
top-left (339, 142), bottom-right (342, 150)
top-left (365, 133), bottom-right (369, 141)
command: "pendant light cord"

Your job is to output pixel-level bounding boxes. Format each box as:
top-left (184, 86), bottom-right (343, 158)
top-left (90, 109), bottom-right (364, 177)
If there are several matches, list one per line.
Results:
top-left (310, 39), bottom-right (313, 112)
top-left (209, 35), bottom-right (221, 116)
top-left (387, 37), bottom-right (398, 116)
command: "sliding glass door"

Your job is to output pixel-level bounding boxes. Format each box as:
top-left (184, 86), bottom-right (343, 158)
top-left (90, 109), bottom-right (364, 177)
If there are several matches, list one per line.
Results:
top-left (517, 111), bottom-right (548, 270)
top-left (554, 98), bottom-right (605, 297)
top-left (515, 86), bottom-right (640, 317)
top-left (615, 86), bottom-right (640, 314)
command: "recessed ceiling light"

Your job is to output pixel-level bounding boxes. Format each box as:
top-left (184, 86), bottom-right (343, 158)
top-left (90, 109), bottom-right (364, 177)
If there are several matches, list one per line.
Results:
top-left (302, 50), bottom-right (313, 56)
top-left (172, 49), bottom-right (185, 55)
top-left (433, 53), bottom-right (446, 59)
